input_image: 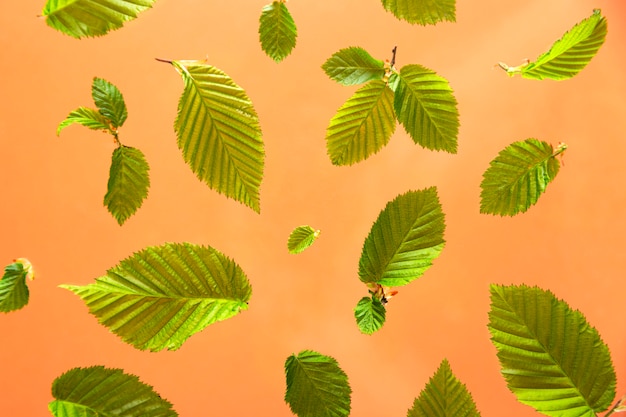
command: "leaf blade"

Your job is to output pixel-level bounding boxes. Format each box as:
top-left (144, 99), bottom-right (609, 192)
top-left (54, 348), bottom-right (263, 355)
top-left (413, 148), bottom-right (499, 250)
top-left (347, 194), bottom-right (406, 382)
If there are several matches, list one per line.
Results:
top-left (57, 107), bottom-right (112, 136)
top-left (259, 1), bottom-right (298, 62)
top-left (322, 47), bottom-right (385, 86)
top-left (354, 296), bottom-right (386, 335)
top-left (380, 0), bottom-right (456, 25)
top-left (91, 77), bottom-right (128, 128)
top-left (0, 259), bottom-right (34, 313)
top-left (287, 225), bottom-right (320, 254)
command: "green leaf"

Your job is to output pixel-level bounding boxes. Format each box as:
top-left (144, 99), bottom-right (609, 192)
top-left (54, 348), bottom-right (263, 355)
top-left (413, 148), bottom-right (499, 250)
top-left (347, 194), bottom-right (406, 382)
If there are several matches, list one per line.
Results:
top-left (502, 10), bottom-right (607, 81)
top-left (0, 259), bottom-right (35, 313)
top-left (358, 187), bottom-right (446, 287)
top-left (49, 366), bottom-right (177, 417)
top-left (284, 350), bottom-right (352, 417)
top-left (354, 296), bottom-right (386, 335)
top-left (41, 0), bottom-right (155, 39)
top-left (408, 359), bottom-right (481, 417)
top-left (480, 139), bottom-right (566, 216)
top-left (287, 225), bottom-right (320, 254)
top-left (322, 47), bottom-right (385, 86)
top-left (326, 80), bottom-right (396, 165)
top-left (92, 78), bottom-right (128, 128)
top-left (57, 107), bottom-right (112, 136)
top-left (259, 1), bottom-right (297, 62)
top-left (60, 242), bottom-right (252, 351)
top-left (380, 0), bottom-right (456, 25)
top-left (392, 65), bottom-right (459, 153)
top-left (488, 284), bottom-right (616, 416)
top-left (169, 59), bottom-right (264, 213)
top-left (103, 146), bottom-right (150, 226)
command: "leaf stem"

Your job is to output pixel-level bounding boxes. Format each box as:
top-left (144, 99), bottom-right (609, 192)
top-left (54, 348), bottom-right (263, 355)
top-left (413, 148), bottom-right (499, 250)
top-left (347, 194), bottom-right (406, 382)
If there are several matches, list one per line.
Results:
top-left (155, 58), bottom-right (173, 64)
top-left (390, 46), bottom-right (397, 69)
top-left (552, 142), bottom-right (567, 157)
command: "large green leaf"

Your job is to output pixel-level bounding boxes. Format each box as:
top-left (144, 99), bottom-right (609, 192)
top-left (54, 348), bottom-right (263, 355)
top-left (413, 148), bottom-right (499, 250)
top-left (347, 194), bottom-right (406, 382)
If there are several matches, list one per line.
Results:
top-left (358, 187), bottom-right (446, 287)
top-left (259, 1), bottom-right (297, 62)
top-left (326, 80), bottom-right (396, 165)
top-left (57, 107), bottom-right (112, 136)
top-left (392, 65), bottom-right (459, 153)
top-left (92, 78), bottom-right (128, 128)
top-left (60, 242), bottom-right (252, 351)
top-left (501, 10), bottom-right (607, 81)
top-left (104, 146), bottom-right (150, 226)
top-left (287, 225), bottom-right (320, 254)
top-left (488, 284), bottom-right (616, 416)
top-left (49, 366), bottom-right (177, 417)
top-left (380, 0), bottom-right (456, 25)
top-left (284, 350), bottom-right (351, 417)
top-left (0, 259), bottom-right (35, 313)
top-left (354, 295), bottom-right (386, 335)
top-left (168, 59), bottom-right (264, 213)
top-left (480, 139), bottom-right (566, 216)
top-left (322, 47), bottom-right (385, 86)
top-left (408, 359), bottom-right (481, 417)
top-left (41, 0), bottom-right (156, 39)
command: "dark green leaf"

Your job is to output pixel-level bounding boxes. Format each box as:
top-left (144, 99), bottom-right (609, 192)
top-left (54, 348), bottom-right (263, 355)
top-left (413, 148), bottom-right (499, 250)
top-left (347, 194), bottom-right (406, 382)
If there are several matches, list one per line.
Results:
top-left (57, 107), bottom-right (112, 136)
top-left (287, 225), bottom-right (320, 254)
top-left (322, 47), bottom-right (385, 86)
top-left (92, 77), bottom-right (128, 128)
top-left (259, 1), bottom-right (298, 62)
top-left (381, 0), bottom-right (456, 25)
top-left (0, 259), bottom-right (34, 313)
top-left (354, 296), bottom-right (386, 335)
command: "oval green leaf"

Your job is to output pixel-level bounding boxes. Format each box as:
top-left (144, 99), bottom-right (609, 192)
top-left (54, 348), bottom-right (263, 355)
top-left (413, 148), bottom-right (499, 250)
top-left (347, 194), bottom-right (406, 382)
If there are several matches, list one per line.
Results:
top-left (259, 1), bottom-right (298, 62)
top-left (92, 77), bottom-right (128, 128)
top-left (380, 0), bottom-right (455, 25)
top-left (354, 296), bottom-right (386, 335)
top-left (322, 47), bottom-right (385, 86)
top-left (287, 225), bottom-right (320, 254)
top-left (0, 259), bottom-right (35, 313)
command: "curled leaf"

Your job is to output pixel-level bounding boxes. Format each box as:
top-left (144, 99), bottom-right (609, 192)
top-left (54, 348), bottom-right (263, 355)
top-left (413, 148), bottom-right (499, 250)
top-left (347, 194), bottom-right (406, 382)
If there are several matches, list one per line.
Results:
top-left (0, 259), bottom-right (35, 313)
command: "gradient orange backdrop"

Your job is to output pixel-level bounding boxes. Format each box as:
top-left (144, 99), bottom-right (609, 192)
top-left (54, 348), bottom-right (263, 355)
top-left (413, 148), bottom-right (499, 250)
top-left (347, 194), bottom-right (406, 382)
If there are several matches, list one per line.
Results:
top-left (1, 1), bottom-right (626, 416)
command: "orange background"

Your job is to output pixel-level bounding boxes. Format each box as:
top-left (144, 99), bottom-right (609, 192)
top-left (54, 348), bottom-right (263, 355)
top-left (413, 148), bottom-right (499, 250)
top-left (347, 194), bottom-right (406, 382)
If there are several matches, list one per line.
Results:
top-left (1, 1), bottom-right (625, 416)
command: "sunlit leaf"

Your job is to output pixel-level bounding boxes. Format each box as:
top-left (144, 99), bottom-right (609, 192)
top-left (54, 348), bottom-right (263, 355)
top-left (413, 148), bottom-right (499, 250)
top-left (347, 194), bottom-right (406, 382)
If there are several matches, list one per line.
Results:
top-left (480, 139), bottom-right (566, 216)
top-left (322, 47), bottom-right (385, 86)
top-left (284, 350), bottom-right (351, 417)
top-left (488, 284), bottom-right (616, 416)
top-left (287, 225), bottom-right (320, 254)
top-left (380, 0), bottom-right (455, 25)
top-left (354, 296), bottom-right (386, 335)
top-left (0, 259), bottom-right (35, 313)
top-left (259, 1), bottom-right (297, 62)
top-left (92, 77), bottom-right (128, 128)
top-left (60, 242), bottom-right (252, 351)
top-left (57, 107), bottom-right (112, 136)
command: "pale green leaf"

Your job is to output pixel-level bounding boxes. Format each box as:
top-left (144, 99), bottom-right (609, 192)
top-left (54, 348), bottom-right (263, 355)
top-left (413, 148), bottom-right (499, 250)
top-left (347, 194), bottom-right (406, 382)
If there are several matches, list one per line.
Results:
top-left (326, 80), bottom-right (396, 165)
top-left (169, 60), bottom-right (264, 213)
top-left (358, 187), bottom-right (446, 287)
top-left (408, 359), bottom-right (481, 417)
top-left (381, 0), bottom-right (455, 25)
top-left (284, 350), bottom-right (351, 417)
top-left (103, 146), bottom-right (150, 226)
top-left (57, 107), bottom-right (112, 136)
top-left (322, 47), bottom-right (385, 86)
top-left (354, 296), bottom-right (386, 335)
top-left (0, 259), bottom-right (35, 313)
top-left (392, 65), bottom-right (459, 153)
top-left (259, 1), bottom-right (297, 62)
top-left (48, 366), bottom-right (177, 417)
top-left (287, 225), bottom-right (320, 254)
top-left (480, 139), bottom-right (566, 216)
top-left (60, 242), bottom-right (251, 351)
top-left (92, 77), bottom-right (128, 128)
top-left (41, 0), bottom-right (155, 39)
top-left (488, 284), bottom-right (616, 416)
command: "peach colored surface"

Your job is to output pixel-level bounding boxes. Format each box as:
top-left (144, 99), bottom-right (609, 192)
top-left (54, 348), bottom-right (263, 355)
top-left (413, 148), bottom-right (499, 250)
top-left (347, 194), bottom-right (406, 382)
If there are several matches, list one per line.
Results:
top-left (1, 1), bottom-right (626, 416)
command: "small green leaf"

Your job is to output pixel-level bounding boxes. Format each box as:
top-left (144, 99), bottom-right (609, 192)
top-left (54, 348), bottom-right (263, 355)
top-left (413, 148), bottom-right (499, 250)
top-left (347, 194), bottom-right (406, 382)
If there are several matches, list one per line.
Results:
top-left (49, 366), bottom-right (177, 417)
top-left (408, 359), bottom-right (481, 417)
top-left (60, 242), bottom-right (252, 351)
top-left (284, 350), bottom-right (352, 417)
top-left (359, 187), bottom-right (446, 287)
top-left (57, 107), bottom-right (112, 136)
top-left (288, 226), bottom-right (320, 254)
top-left (392, 65), bottom-right (459, 153)
top-left (480, 139), bottom-right (566, 216)
top-left (259, 1), bottom-right (298, 62)
top-left (0, 259), bottom-right (35, 313)
top-left (354, 296), bottom-right (386, 335)
top-left (41, 0), bottom-right (156, 39)
top-left (326, 79), bottom-right (396, 165)
top-left (488, 284), bottom-right (616, 416)
top-left (92, 77), bottom-right (128, 128)
top-left (381, 0), bottom-right (456, 25)
top-left (322, 47), bottom-right (385, 86)
top-left (104, 146), bottom-right (150, 226)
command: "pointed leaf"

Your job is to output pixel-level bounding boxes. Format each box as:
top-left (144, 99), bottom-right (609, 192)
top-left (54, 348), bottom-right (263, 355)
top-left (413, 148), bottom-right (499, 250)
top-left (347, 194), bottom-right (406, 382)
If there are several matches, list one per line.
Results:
top-left (408, 359), bottom-right (481, 417)
top-left (60, 242), bottom-right (252, 351)
top-left (259, 1), bottom-right (297, 62)
top-left (359, 187), bottom-right (446, 287)
top-left (169, 60), bottom-right (264, 213)
top-left (104, 146), bottom-right (150, 226)
top-left (326, 80), bottom-right (396, 165)
top-left (41, 0), bottom-right (156, 39)
top-left (284, 350), bottom-right (351, 417)
top-left (381, 0), bottom-right (455, 25)
top-left (393, 65), bottom-right (459, 153)
top-left (287, 226), bottom-right (320, 254)
top-left (322, 47), bottom-right (385, 86)
top-left (92, 77), bottom-right (128, 128)
top-left (49, 366), bottom-right (177, 417)
top-left (0, 259), bottom-right (35, 313)
top-left (57, 107), bottom-right (112, 136)
top-left (488, 284), bottom-right (616, 416)
top-left (354, 296), bottom-right (386, 335)
top-left (480, 139), bottom-right (566, 216)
